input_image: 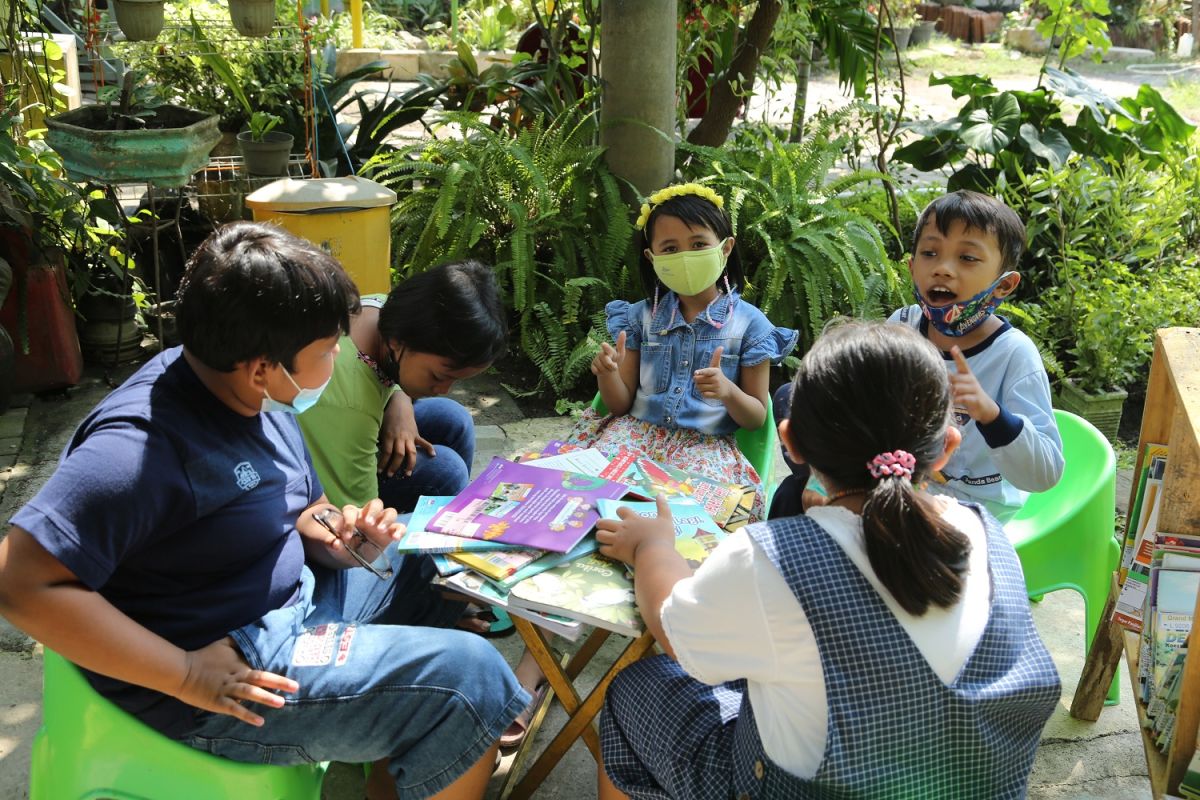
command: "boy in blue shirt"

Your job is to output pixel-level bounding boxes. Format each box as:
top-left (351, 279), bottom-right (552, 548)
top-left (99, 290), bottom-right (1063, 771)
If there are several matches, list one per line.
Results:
top-left (888, 190), bottom-right (1063, 521)
top-left (0, 223), bottom-right (527, 800)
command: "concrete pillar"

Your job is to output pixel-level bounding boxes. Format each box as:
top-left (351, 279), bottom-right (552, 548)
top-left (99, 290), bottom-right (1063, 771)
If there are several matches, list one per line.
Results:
top-left (600, 0), bottom-right (678, 199)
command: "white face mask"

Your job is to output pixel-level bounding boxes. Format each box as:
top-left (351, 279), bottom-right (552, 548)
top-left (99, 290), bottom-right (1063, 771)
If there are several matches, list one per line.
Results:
top-left (261, 366), bottom-right (330, 415)
top-left (650, 239), bottom-right (730, 297)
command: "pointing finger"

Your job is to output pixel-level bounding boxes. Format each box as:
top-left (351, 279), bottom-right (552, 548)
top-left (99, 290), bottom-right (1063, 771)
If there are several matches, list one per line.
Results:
top-left (709, 346), bottom-right (724, 369)
top-left (615, 330), bottom-right (627, 356)
top-left (950, 346), bottom-right (971, 375)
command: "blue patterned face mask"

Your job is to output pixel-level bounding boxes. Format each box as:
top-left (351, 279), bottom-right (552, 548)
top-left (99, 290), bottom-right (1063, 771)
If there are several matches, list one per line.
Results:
top-left (261, 367), bottom-right (330, 414)
top-left (913, 271), bottom-right (1016, 338)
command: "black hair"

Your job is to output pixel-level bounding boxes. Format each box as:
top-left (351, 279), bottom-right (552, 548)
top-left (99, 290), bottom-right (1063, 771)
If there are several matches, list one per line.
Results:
top-left (636, 191), bottom-right (746, 300)
top-left (786, 319), bottom-right (970, 616)
top-left (911, 189), bottom-right (1026, 273)
top-left (379, 260), bottom-right (507, 368)
top-left (176, 222), bottom-right (361, 372)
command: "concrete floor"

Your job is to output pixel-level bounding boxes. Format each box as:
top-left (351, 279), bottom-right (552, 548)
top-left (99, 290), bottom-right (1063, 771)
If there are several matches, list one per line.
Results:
top-left (0, 363), bottom-right (1151, 800)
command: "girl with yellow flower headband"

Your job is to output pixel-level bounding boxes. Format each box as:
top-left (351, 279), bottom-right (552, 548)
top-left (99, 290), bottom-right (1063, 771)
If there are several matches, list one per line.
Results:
top-left (561, 183), bottom-right (798, 523)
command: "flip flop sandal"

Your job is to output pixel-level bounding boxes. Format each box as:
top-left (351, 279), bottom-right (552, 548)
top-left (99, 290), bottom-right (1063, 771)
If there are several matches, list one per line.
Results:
top-left (499, 682), bottom-right (550, 750)
top-left (457, 606), bottom-right (515, 639)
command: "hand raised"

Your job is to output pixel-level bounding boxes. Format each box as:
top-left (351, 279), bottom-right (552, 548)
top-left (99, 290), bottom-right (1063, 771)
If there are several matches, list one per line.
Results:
top-left (692, 346), bottom-right (733, 402)
top-left (174, 638), bottom-right (298, 727)
top-left (590, 330), bottom-right (627, 376)
top-left (948, 346), bottom-right (999, 424)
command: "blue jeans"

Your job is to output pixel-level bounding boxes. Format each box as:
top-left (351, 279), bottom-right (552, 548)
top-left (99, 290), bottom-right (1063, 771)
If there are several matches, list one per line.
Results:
top-left (379, 397), bottom-right (475, 514)
top-left (183, 549), bottom-right (530, 799)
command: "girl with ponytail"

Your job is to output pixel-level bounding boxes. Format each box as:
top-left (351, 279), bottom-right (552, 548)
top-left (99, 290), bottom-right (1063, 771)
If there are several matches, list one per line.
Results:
top-left (594, 320), bottom-right (1060, 800)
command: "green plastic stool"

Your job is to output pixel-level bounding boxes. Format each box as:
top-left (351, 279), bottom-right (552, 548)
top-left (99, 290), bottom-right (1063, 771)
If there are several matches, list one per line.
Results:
top-left (1003, 410), bottom-right (1122, 705)
top-left (590, 393), bottom-right (779, 507)
top-left (31, 649), bottom-right (329, 800)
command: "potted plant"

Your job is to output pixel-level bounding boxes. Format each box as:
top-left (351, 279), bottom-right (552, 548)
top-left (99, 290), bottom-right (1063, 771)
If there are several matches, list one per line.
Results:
top-left (228, 0), bottom-right (276, 37)
top-left (111, 0), bottom-right (167, 41)
top-left (885, 0), bottom-right (919, 49)
top-left (45, 69), bottom-right (220, 187)
top-left (238, 111), bottom-right (293, 176)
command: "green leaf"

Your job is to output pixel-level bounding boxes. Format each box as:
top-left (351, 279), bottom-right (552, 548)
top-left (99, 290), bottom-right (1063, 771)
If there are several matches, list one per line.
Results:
top-left (1018, 124), bottom-right (1071, 168)
top-left (929, 72), bottom-right (998, 101)
top-left (959, 93), bottom-right (1020, 154)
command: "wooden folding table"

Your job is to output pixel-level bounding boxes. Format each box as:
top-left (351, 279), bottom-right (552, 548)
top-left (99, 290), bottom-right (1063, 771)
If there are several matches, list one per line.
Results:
top-left (498, 616), bottom-right (656, 800)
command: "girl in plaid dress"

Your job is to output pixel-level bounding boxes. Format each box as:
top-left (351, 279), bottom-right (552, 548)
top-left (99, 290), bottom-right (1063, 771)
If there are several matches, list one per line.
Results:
top-left (594, 320), bottom-right (1060, 799)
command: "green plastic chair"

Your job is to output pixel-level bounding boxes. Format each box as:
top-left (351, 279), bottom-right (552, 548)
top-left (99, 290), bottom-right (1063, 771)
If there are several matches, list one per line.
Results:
top-left (590, 393), bottom-right (778, 506)
top-left (1003, 409), bottom-right (1121, 704)
top-left (31, 649), bottom-right (328, 800)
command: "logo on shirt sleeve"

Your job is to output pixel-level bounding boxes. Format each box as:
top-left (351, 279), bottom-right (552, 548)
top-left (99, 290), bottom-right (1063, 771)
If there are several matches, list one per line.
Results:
top-left (233, 461), bottom-right (261, 491)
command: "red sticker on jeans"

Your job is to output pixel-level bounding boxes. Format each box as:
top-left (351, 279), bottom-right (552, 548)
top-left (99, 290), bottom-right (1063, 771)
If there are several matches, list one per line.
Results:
top-left (335, 624), bottom-right (357, 667)
top-left (292, 624), bottom-right (338, 667)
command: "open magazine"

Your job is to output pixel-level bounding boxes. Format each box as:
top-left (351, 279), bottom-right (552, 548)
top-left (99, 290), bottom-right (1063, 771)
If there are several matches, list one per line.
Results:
top-left (426, 457), bottom-right (629, 553)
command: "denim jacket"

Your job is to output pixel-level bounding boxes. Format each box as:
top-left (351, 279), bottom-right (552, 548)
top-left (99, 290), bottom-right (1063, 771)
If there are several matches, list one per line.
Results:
top-left (606, 291), bottom-right (798, 436)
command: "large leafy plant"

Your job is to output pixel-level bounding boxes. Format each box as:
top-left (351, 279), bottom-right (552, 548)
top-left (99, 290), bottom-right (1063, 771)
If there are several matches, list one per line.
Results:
top-left (364, 104), bottom-right (634, 396)
top-left (893, 68), bottom-right (1194, 192)
top-left (677, 118), bottom-right (904, 352)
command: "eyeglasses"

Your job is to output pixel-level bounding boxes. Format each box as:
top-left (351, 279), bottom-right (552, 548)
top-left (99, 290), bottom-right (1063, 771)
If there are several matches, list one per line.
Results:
top-left (313, 507), bottom-right (394, 580)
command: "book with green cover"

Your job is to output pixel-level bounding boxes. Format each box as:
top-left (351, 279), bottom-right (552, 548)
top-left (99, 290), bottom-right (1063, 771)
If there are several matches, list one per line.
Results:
top-left (508, 516), bottom-right (728, 636)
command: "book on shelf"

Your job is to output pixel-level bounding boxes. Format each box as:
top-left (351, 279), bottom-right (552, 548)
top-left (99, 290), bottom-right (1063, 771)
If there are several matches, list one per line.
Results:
top-left (1113, 453), bottom-right (1171, 633)
top-left (426, 456), bottom-right (630, 553)
top-left (508, 508), bottom-right (729, 636)
top-left (395, 496), bottom-right (525, 555)
top-left (1121, 444), bottom-right (1169, 577)
top-left (433, 571), bottom-right (583, 641)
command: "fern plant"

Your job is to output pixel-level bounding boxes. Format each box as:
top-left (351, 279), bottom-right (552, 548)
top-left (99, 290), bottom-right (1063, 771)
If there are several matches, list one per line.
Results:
top-left (364, 105), bottom-right (634, 396)
top-left (678, 117), bottom-right (905, 353)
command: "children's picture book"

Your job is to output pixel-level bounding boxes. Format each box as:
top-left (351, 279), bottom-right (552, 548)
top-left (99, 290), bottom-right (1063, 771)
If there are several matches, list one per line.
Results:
top-left (596, 497), bottom-right (723, 546)
top-left (430, 554), bottom-right (467, 577)
top-left (490, 535), bottom-right (600, 592)
top-left (433, 571), bottom-right (583, 641)
top-left (449, 548), bottom-right (544, 581)
top-left (508, 515), bottom-right (728, 635)
top-left (522, 447), bottom-right (613, 476)
top-left (598, 447), bottom-right (756, 530)
top-left (395, 496), bottom-right (525, 555)
top-left (426, 457), bottom-right (630, 553)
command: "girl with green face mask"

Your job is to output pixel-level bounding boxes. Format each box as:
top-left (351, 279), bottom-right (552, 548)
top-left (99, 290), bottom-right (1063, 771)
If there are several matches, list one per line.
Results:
top-left (561, 183), bottom-right (799, 526)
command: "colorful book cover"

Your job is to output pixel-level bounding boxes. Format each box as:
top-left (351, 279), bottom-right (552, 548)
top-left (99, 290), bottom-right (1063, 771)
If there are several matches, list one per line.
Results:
top-left (598, 447), bottom-right (756, 530)
top-left (433, 572), bottom-right (583, 641)
top-left (430, 554), bottom-right (467, 577)
top-left (490, 536), bottom-right (601, 592)
top-left (449, 548), bottom-right (544, 581)
top-left (596, 497), bottom-right (723, 544)
top-left (508, 517), bottom-right (728, 635)
top-left (426, 457), bottom-right (630, 553)
top-left (395, 496), bottom-right (525, 555)
top-left (1122, 444), bottom-right (1168, 575)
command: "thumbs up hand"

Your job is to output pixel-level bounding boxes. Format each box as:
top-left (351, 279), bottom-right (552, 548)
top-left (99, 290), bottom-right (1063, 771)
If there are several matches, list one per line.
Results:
top-left (693, 346), bottom-right (733, 403)
top-left (591, 330), bottom-right (628, 376)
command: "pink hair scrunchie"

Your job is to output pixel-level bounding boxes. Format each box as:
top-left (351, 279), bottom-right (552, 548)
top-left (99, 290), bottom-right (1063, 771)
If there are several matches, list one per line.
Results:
top-left (868, 450), bottom-right (917, 480)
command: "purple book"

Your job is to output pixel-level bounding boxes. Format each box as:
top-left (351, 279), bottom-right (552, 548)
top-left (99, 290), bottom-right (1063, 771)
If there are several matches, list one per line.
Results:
top-left (427, 457), bottom-right (630, 553)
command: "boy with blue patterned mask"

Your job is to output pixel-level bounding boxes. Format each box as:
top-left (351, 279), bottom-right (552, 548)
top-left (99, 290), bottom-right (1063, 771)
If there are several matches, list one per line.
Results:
top-left (888, 190), bottom-right (1063, 522)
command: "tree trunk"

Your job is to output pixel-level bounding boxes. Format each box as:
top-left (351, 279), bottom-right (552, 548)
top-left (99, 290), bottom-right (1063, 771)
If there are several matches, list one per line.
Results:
top-left (687, 0), bottom-right (784, 147)
top-left (788, 38), bottom-right (813, 142)
top-left (600, 0), bottom-right (678, 199)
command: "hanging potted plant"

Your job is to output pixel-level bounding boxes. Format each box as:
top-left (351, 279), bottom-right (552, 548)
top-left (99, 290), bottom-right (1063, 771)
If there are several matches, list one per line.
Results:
top-left (111, 0), bottom-right (167, 41)
top-left (45, 69), bottom-right (220, 187)
top-left (228, 0), bottom-right (276, 37)
top-left (238, 111), bottom-right (293, 176)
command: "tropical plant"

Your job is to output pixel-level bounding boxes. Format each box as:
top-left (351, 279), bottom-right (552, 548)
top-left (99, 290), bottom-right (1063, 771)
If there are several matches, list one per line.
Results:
top-left (94, 69), bottom-right (167, 130)
top-left (893, 68), bottom-right (1195, 192)
top-left (677, 117), bottom-right (905, 352)
top-left (364, 104), bottom-right (634, 396)
top-left (1036, 0), bottom-right (1112, 69)
top-left (245, 111), bottom-right (282, 141)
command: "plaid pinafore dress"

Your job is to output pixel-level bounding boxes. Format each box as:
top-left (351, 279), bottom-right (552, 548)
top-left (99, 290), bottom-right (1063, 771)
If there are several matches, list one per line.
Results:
top-left (600, 506), bottom-right (1061, 799)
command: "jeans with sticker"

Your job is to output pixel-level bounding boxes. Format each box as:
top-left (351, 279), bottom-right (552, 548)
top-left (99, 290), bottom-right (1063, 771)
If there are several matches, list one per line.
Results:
top-left (183, 549), bottom-right (529, 799)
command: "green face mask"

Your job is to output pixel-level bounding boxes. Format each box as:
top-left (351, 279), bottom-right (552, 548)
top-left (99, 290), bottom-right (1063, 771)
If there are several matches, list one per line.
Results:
top-left (650, 239), bottom-right (730, 297)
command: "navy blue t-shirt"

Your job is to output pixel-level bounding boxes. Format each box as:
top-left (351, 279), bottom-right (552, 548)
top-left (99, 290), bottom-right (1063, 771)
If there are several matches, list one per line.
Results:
top-left (10, 347), bottom-right (319, 736)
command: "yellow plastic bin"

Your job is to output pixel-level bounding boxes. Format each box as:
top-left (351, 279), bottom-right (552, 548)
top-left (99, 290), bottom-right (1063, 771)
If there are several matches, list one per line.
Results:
top-left (244, 176), bottom-right (397, 295)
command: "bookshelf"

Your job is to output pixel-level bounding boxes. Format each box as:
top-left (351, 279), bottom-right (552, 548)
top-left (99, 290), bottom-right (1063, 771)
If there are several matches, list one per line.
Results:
top-left (1116, 328), bottom-right (1200, 797)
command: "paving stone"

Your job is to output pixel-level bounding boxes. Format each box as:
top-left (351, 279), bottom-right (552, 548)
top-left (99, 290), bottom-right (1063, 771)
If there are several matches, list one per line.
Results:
top-left (0, 408), bottom-right (28, 440)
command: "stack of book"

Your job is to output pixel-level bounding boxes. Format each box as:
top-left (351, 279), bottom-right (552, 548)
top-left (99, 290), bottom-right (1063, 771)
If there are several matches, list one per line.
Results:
top-left (1110, 443), bottom-right (1200, 753)
top-left (398, 444), bottom-right (745, 638)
